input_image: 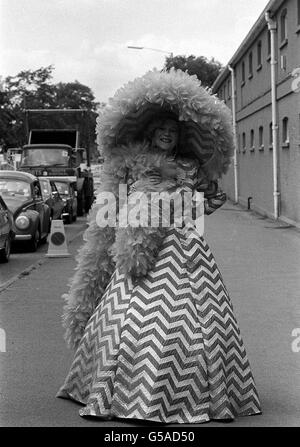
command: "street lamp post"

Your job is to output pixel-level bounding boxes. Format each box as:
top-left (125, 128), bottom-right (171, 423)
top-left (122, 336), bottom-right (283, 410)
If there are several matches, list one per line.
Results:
top-left (127, 46), bottom-right (173, 58)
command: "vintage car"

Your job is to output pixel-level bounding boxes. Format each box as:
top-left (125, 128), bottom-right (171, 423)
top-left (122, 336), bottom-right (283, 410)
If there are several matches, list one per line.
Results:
top-left (0, 171), bottom-right (51, 251)
top-left (0, 194), bottom-right (15, 262)
top-left (51, 177), bottom-right (78, 224)
top-left (38, 177), bottom-right (65, 220)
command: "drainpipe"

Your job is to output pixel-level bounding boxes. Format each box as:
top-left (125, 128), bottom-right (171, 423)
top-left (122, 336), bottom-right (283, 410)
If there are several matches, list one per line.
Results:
top-left (228, 65), bottom-right (239, 203)
top-left (265, 11), bottom-right (280, 220)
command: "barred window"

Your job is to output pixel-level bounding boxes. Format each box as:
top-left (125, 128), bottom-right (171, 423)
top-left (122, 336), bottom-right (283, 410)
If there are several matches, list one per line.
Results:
top-left (250, 129), bottom-right (255, 149)
top-left (249, 52), bottom-right (253, 77)
top-left (242, 61), bottom-right (245, 84)
top-left (259, 126), bottom-right (264, 148)
top-left (280, 9), bottom-right (288, 42)
top-left (257, 41), bottom-right (262, 67)
top-left (242, 132), bottom-right (246, 150)
top-left (282, 117), bottom-right (289, 143)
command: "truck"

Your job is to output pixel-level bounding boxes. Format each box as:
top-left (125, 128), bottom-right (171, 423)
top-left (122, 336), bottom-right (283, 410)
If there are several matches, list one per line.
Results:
top-left (19, 109), bottom-right (94, 216)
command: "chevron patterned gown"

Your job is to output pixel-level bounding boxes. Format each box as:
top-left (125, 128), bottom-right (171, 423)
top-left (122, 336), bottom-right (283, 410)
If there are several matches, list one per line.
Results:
top-left (57, 162), bottom-right (261, 424)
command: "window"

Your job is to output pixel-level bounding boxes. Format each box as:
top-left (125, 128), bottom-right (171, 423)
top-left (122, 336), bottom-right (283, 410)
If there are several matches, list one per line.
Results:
top-left (248, 52), bottom-right (253, 78)
top-left (257, 41), bottom-right (262, 68)
top-left (269, 122), bottom-right (273, 148)
top-left (34, 182), bottom-right (42, 199)
top-left (242, 61), bottom-right (245, 84)
top-left (280, 9), bottom-right (288, 43)
top-left (242, 132), bottom-right (246, 151)
top-left (259, 126), bottom-right (264, 150)
top-left (282, 117), bottom-right (289, 146)
top-left (39, 179), bottom-right (51, 198)
top-left (250, 129), bottom-right (255, 150)
top-left (0, 180), bottom-right (31, 198)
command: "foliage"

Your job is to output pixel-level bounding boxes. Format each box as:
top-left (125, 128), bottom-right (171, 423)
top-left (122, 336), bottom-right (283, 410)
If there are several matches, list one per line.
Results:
top-left (0, 65), bottom-right (100, 158)
top-left (164, 55), bottom-right (223, 89)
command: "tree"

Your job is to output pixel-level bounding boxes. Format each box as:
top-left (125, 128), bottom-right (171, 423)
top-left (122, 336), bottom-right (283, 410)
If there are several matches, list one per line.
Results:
top-left (164, 55), bottom-right (223, 88)
top-left (4, 65), bottom-right (56, 109)
top-left (1, 66), bottom-right (99, 158)
top-left (1, 66), bottom-right (56, 148)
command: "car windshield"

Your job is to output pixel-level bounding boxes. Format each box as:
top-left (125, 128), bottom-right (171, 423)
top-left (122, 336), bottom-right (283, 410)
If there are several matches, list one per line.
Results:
top-left (0, 179), bottom-right (31, 198)
top-left (21, 148), bottom-right (70, 167)
top-left (55, 182), bottom-right (70, 196)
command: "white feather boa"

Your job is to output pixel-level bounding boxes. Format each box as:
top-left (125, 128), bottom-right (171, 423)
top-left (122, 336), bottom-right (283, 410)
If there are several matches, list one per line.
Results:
top-left (62, 141), bottom-right (225, 349)
top-left (63, 142), bottom-right (178, 349)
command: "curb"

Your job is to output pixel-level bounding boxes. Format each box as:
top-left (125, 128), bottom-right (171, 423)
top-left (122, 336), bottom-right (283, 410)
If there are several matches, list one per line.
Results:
top-left (224, 199), bottom-right (300, 234)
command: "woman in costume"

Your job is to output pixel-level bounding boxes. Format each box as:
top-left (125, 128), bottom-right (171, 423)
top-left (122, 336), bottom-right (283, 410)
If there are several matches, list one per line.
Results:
top-left (57, 69), bottom-right (261, 424)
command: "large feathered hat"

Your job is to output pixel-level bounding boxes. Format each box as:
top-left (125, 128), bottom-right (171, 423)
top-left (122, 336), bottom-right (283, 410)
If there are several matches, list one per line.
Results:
top-left (97, 68), bottom-right (234, 179)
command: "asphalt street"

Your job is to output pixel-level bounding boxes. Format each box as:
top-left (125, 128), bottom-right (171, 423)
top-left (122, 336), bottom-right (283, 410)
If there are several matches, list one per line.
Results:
top-left (0, 220), bottom-right (85, 289)
top-left (0, 203), bottom-right (299, 427)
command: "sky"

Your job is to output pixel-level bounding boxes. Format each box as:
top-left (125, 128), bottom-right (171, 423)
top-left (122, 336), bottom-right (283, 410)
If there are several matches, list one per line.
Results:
top-left (0, 0), bottom-right (268, 104)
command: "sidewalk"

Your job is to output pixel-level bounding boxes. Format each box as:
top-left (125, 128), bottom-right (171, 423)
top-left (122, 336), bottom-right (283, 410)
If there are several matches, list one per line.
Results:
top-left (205, 201), bottom-right (300, 426)
top-left (0, 202), bottom-right (300, 427)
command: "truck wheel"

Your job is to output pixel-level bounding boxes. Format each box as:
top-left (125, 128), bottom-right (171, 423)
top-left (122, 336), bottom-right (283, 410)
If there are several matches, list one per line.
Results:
top-left (77, 192), bottom-right (85, 216)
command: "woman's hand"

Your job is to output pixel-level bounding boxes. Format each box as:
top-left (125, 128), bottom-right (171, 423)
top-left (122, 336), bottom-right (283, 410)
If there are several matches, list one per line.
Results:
top-left (146, 168), bottom-right (162, 185)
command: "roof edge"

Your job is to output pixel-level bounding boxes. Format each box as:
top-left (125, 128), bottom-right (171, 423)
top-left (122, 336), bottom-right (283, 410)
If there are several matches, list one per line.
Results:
top-left (212, 0), bottom-right (286, 92)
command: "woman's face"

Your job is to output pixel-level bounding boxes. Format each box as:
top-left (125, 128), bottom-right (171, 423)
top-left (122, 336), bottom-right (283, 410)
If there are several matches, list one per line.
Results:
top-left (152, 119), bottom-right (179, 152)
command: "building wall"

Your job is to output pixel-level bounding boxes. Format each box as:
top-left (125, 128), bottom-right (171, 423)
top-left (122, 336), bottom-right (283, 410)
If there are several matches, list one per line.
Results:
top-left (216, 0), bottom-right (300, 225)
top-left (278, 90), bottom-right (300, 222)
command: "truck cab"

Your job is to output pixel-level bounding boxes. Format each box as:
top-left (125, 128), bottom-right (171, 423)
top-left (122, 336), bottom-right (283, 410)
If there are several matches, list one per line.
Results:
top-left (20, 144), bottom-right (74, 177)
top-left (20, 119), bottom-right (94, 216)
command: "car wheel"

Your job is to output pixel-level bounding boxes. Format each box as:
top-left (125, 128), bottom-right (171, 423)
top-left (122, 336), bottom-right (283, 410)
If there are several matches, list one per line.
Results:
top-left (66, 209), bottom-right (73, 225)
top-left (72, 212), bottom-right (77, 222)
top-left (0, 235), bottom-right (11, 263)
top-left (29, 228), bottom-right (40, 252)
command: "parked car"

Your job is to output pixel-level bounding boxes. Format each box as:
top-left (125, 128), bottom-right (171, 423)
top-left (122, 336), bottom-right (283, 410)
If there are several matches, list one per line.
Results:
top-left (0, 194), bottom-right (15, 262)
top-left (0, 171), bottom-right (51, 251)
top-left (39, 177), bottom-right (65, 221)
top-left (51, 177), bottom-right (78, 224)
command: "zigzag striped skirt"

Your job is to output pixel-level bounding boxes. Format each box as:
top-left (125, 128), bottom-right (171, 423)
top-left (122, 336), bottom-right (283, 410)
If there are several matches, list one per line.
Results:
top-left (57, 227), bottom-right (261, 423)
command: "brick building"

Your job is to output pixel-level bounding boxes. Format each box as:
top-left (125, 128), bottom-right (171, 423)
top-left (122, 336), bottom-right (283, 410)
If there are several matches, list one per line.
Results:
top-left (212, 0), bottom-right (300, 227)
